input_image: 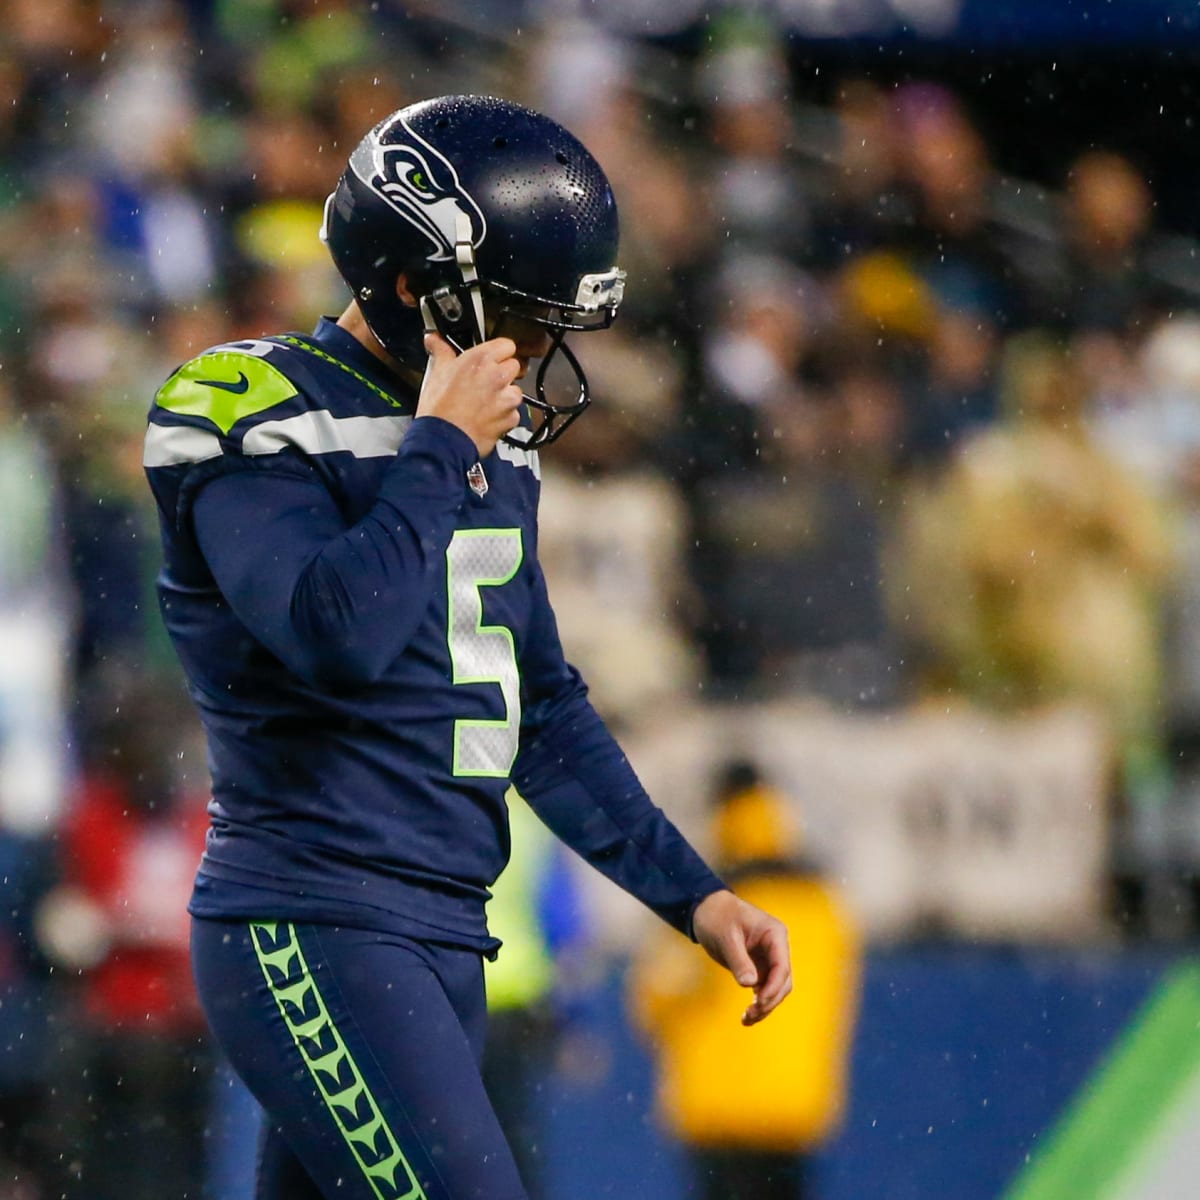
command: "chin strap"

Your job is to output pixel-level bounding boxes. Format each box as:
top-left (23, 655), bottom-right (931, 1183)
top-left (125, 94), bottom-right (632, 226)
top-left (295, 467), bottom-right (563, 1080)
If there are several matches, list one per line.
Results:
top-left (433, 213), bottom-right (596, 449)
top-left (455, 213), bottom-right (487, 345)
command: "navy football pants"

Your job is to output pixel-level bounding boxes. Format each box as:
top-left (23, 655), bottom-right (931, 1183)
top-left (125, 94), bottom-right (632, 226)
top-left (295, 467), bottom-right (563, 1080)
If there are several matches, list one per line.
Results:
top-left (191, 918), bottom-right (530, 1200)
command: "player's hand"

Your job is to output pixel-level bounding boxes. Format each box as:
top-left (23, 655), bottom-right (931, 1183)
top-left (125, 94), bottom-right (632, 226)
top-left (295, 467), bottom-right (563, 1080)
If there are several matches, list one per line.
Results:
top-left (692, 889), bottom-right (792, 1026)
top-left (418, 332), bottom-right (523, 458)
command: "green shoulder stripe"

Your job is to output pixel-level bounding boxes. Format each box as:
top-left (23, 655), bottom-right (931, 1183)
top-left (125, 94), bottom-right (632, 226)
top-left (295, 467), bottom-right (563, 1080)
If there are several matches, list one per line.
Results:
top-left (155, 351), bottom-right (299, 435)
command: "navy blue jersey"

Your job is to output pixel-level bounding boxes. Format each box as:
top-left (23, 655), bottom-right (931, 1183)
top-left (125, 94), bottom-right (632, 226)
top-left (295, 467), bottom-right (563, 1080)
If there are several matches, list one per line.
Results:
top-left (145, 318), bottom-right (723, 950)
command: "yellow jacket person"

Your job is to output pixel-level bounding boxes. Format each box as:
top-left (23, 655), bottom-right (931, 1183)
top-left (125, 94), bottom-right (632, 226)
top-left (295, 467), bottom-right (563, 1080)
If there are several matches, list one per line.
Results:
top-left (629, 763), bottom-right (861, 1200)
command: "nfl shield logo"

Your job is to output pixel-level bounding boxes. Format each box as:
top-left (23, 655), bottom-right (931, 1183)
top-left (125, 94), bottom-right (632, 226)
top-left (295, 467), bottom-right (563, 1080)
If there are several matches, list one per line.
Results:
top-left (467, 461), bottom-right (488, 497)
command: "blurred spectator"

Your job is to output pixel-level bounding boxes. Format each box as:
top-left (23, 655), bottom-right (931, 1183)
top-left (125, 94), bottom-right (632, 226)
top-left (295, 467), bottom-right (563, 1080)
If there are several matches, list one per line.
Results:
top-left (837, 247), bottom-right (1003, 467)
top-left (21, 264), bottom-right (168, 688)
top-left (0, 56), bottom-right (34, 352)
top-left (11, 170), bottom-right (135, 323)
top-left (226, 105), bottom-right (345, 332)
top-left (681, 253), bottom-right (903, 701)
top-left (629, 760), bottom-right (860, 1200)
top-left (243, 0), bottom-right (375, 117)
top-left (886, 83), bottom-right (1027, 330)
top-left (7, 0), bottom-right (110, 171)
top-left (1057, 150), bottom-right (1158, 332)
top-left (1011, 148), bottom-right (1187, 339)
top-left (903, 298), bottom-right (1001, 465)
top-left (532, 24), bottom-right (713, 368)
top-left (80, 2), bottom-right (219, 310)
top-left (889, 332), bottom-right (1173, 784)
top-left (0, 375), bottom-right (74, 834)
top-left (323, 61), bottom-right (416, 153)
top-left (38, 671), bottom-right (210, 1200)
top-left (0, 831), bottom-right (59, 1200)
top-left (0, 334), bottom-right (76, 1200)
top-left (1118, 317), bottom-right (1200, 732)
top-left (81, 5), bottom-right (198, 184)
top-left (807, 79), bottom-right (910, 269)
top-left (1077, 323), bottom-right (1200, 749)
top-left (683, 252), bottom-right (823, 481)
top-left (538, 335), bottom-right (700, 726)
top-left (694, 33), bottom-right (813, 266)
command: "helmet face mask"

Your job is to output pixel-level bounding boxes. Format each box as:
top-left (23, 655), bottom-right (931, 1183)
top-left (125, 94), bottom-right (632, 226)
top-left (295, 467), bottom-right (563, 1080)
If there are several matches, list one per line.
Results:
top-left (421, 267), bottom-right (625, 448)
top-left (321, 95), bottom-right (625, 448)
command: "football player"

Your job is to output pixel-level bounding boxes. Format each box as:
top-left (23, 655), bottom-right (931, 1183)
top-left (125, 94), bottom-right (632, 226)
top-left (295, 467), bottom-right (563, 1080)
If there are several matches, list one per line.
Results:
top-left (145, 95), bottom-right (791, 1200)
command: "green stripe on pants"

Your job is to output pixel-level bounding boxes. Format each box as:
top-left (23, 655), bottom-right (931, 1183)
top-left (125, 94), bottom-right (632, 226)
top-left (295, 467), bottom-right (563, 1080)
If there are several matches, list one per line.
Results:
top-left (249, 921), bottom-right (428, 1200)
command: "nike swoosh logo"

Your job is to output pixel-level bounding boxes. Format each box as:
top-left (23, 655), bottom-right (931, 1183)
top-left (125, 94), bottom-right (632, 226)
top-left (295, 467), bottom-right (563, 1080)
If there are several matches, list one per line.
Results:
top-left (196, 371), bottom-right (250, 394)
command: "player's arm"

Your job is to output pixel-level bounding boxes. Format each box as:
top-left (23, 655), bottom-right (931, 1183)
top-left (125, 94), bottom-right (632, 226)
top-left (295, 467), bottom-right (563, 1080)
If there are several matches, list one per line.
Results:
top-left (165, 332), bottom-right (523, 690)
top-left (189, 414), bottom-right (477, 689)
top-left (181, 333), bottom-right (525, 691)
top-left (512, 562), bottom-right (792, 1024)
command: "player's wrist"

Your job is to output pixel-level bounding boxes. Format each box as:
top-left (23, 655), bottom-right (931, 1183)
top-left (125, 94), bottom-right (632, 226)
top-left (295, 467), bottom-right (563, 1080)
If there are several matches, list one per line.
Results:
top-left (406, 414), bottom-right (481, 468)
top-left (688, 886), bottom-right (736, 943)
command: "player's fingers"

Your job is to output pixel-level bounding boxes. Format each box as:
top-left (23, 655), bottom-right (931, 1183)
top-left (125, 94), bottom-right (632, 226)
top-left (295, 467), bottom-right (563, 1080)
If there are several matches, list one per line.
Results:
top-left (752, 925), bottom-right (792, 1010)
top-left (741, 977), bottom-right (789, 1026)
top-left (502, 384), bottom-right (524, 415)
top-left (495, 355), bottom-right (522, 386)
top-left (481, 336), bottom-right (518, 362)
top-left (739, 924), bottom-right (791, 1026)
top-left (720, 929), bottom-right (758, 990)
top-left (423, 331), bottom-right (456, 360)
top-left (755, 959), bottom-right (793, 1019)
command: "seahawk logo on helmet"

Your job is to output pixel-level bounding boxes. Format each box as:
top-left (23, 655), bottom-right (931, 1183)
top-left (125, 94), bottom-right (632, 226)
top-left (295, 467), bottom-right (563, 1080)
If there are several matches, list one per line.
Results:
top-left (350, 122), bottom-right (486, 265)
top-left (322, 95), bottom-right (625, 447)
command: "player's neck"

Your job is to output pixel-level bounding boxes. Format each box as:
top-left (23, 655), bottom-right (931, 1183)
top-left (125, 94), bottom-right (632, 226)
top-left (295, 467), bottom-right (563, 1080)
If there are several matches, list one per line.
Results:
top-left (336, 303), bottom-right (423, 389)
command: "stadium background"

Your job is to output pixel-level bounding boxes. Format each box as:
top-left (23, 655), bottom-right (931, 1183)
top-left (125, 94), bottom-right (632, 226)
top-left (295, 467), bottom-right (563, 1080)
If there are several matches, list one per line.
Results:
top-left (3, 1), bottom-right (1200, 1197)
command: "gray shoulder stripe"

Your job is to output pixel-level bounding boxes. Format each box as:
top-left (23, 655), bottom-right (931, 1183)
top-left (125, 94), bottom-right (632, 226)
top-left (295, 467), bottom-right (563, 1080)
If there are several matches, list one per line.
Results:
top-left (243, 411), bottom-right (412, 459)
top-left (144, 423), bottom-right (223, 468)
top-left (495, 427), bottom-right (540, 478)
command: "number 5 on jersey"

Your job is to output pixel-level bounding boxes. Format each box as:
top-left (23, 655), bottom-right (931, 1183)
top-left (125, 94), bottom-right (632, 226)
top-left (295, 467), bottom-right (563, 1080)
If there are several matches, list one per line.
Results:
top-left (446, 529), bottom-right (523, 777)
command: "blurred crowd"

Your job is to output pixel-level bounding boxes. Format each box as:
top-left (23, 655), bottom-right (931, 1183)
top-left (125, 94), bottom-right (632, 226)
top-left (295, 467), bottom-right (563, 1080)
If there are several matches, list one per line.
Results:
top-left (3, 0), bottom-right (1200, 1196)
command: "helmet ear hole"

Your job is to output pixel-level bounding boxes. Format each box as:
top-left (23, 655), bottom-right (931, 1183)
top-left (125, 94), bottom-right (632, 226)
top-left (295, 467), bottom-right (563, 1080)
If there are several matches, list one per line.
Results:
top-left (494, 136), bottom-right (508, 149)
top-left (395, 275), bottom-right (418, 307)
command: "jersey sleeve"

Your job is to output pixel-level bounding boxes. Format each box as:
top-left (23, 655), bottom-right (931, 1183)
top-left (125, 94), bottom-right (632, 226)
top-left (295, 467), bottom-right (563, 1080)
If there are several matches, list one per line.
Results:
top-left (145, 347), bottom-right (316, 536)
top-left (512, 560), bottom-right (726, 937)
top-left (145, 344), bottom-right (479, 689)
top-left (187, 416), bottom-right (477, 690)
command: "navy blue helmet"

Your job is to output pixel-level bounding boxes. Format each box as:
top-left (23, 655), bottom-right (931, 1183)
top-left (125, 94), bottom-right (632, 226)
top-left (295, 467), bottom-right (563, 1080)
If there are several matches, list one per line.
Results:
top-left (322, 95), bottom-right (625, 447)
